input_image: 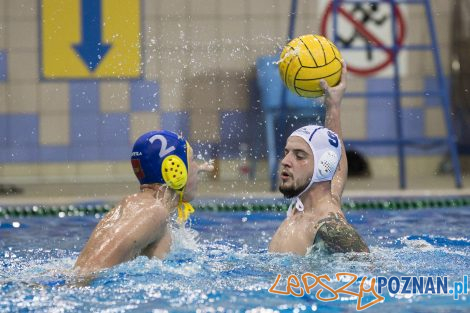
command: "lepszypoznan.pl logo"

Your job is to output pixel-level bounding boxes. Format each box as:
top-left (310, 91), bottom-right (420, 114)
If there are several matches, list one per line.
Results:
top-left (268, 272), bottom-right (468, 310)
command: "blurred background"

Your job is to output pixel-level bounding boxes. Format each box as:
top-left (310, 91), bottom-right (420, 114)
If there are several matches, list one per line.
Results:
top-left (0, 0), bottom-right (469, 202)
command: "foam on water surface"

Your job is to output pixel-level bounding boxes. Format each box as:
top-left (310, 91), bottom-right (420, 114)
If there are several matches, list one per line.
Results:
top-left (1, 208), bottom-right (469, 312)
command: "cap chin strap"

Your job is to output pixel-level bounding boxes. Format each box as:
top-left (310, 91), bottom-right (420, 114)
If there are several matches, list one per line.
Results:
top-left (286, 198), bottom-right (304, 217)
top-left (286, 177), bottom-right (315, 217)
top-left (176, 189), bottom-right (195, 223)
top-left (175, 143), bottom-right (195, 224)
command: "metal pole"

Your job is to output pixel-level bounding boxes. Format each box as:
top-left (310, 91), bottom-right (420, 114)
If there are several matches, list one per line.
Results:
top-left (272, 0), bottom-right (299, 191)
top-left (423, 0), bottom-right (463, 188)
top-left (332, 0), bottom-right (340, 43)
top-left (390, 0), bottom-right (406, 188)
top-left (278, 0), bottom-right (298, 133)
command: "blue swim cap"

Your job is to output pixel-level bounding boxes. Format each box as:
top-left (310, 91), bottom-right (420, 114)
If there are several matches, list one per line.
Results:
top-left (131, 130), bottom-right (190, 189)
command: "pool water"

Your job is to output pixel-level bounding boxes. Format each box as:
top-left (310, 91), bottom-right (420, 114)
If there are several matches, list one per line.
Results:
top-left (1, 207), bottom-right (469, 312)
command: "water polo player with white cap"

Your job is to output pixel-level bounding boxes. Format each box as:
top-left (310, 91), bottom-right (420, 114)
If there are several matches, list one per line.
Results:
top-left (74, 130), bottom-right (213, 275)
top-left (283, 125), bottom-right (343, 217)
top-left (269, 63), bottom-right (369, 255)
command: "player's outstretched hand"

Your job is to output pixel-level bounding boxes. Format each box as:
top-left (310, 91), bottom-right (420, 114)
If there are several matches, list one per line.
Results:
top-left (198, 160), bottom-right (215, 173)
top-left (320, 60), bottom-right (347, 107)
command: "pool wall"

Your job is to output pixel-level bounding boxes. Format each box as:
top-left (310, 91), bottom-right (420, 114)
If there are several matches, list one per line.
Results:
top-left (0, 1), bottom-right (462, 188)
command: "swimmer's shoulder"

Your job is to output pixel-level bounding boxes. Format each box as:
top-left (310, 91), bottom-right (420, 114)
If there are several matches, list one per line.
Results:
top-left (314, 212), bottom-right (369, 253)
top-left (121, 191), bottom-right (155, 204)
top-left (113, 192), bottom-right (163, 214)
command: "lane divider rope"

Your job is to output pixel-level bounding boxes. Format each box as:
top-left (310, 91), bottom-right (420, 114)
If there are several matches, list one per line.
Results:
top-left (1, 197), bottom-right (470, 218)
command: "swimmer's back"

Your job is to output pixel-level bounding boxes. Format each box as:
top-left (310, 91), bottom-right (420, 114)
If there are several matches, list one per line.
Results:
top-left (74, 191), bottom-right (170, 274)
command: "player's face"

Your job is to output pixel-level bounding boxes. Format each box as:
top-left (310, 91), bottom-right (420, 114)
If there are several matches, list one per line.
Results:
top-left (279, 136), bottom-right (314, 198)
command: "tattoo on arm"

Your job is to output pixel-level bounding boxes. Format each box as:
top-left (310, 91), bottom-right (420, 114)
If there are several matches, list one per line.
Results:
top-left (316, 219), bottom-right (369, 253)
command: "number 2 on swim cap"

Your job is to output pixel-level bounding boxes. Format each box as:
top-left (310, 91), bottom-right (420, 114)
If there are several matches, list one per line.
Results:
top-left (149, 134), bottom-right (176, 157)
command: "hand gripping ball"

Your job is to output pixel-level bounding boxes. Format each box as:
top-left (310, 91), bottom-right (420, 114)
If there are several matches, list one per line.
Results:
top-left (278, 34), bottom-right (343, 98)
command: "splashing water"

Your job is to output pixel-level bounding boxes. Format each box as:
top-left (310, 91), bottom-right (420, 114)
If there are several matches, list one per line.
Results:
top-left (1, 208), bottom-right (469, 312)
top-left (273, 46), bottom-right (300, 65)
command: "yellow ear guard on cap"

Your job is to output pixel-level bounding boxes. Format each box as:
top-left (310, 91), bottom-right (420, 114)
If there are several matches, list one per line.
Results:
top-left (161, 150), bottom-right (195, 223)
top-left (161, 155), bottom-right (188, 190)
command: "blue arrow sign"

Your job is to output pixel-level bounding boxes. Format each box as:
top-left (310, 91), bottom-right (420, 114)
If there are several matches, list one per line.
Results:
top-left (73, 0), bottom-right (111, 72)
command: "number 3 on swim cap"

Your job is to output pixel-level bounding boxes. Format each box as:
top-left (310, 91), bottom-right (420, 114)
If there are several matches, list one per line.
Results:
top-left (161, 155), bottom-right (188, 190)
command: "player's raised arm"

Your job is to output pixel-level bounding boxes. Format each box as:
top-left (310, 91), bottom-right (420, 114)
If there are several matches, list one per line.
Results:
top-left (320, 62), bottom-right (348, 205)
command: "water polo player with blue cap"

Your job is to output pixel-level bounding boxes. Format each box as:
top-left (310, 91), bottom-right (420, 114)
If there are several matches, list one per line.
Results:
top-left (131, 130), bottom-right (197, 223)
top-left (74, 130), bottom-right (213, 275)
top-left (269, 63), bottom-right (369, 255)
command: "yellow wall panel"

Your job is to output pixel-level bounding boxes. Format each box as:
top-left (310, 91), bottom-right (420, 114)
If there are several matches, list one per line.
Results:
top-left (41, 0), bottom-right (141, 79)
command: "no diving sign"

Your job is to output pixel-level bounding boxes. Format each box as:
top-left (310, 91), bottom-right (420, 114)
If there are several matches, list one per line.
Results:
top-left (319, 0), bottom-right (407, 76)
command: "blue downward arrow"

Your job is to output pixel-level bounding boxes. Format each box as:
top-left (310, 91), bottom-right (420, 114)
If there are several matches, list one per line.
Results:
top-left (73, 0), bottom-right (111, 72)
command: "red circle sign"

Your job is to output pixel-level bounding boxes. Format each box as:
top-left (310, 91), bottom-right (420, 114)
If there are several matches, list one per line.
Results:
top-left (320, 1), bottom-right (406, 76)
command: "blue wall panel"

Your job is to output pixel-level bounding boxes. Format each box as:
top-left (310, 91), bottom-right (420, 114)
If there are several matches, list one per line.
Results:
top-left (99, 113), bottom-right (130, 145)
top-left (160, 111), bottom-right (189, 137)
top-left (7, 114), bottom-right (39, 146)
top-left (69, 81), bottom-right (100, 114)
top-left (39, 146), bottom-right (70, 162)
top-left (0, 51), bottom-right (7, 81)
top-left (130, 80), bottom-right (159, 112)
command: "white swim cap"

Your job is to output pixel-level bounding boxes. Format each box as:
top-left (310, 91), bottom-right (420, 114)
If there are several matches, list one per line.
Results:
top-left (286, 125), bottom-right (342, 216)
